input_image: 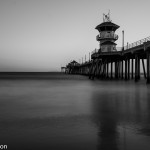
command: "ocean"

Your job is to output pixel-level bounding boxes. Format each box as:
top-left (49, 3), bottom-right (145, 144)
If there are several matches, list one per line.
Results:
top-left (0, 72), bottom-right (150, 150)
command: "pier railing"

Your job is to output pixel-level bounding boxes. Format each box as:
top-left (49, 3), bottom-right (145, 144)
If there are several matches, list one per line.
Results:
top-left (92, 36), bottom-right (150, 55)
top-left (96, 34), bottom-right (118, 41)
top-left (91, 47), bottom-right (122, 55)
top-left (124, 36), bottom-right (150, 50)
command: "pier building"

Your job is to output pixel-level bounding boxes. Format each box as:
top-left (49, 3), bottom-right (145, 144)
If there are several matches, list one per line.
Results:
top-left (96, 12), bottom-right (119, 52)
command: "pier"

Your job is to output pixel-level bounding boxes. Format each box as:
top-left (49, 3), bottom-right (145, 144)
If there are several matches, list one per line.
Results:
top-left (65, 12), bottom-right (150, 83)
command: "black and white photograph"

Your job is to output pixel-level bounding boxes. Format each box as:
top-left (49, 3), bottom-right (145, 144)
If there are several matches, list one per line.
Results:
top-left (0, 0), bottom-right (150, 150)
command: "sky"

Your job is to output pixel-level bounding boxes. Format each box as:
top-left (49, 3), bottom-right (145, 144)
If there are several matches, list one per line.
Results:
top-left (0, 0), bottom-right (150, 72)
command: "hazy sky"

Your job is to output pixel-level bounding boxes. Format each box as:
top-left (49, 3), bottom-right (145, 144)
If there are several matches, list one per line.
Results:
top-left (0, 0), bottom-right (150, 72)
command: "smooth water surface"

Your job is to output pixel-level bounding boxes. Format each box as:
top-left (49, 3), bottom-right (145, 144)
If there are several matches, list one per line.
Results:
top-left (0, 73), bottom-right (150, 150)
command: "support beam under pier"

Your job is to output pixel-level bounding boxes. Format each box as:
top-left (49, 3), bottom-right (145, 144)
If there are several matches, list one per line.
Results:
top-left (111, 60), bottom-right (113, 79)
top-left (125, 58), bottom-right (128, 80)
top-left (128, 59), bottom-right (130, 80)
top-left (142, 59), bottom-right (146, 79)
top-left (147, 51), bottom-right (150, 83)
top-left (135, 54), bottom-right (139, 82)
top-left (121, 60), bottom-right (124, 79)
top-left (131, 59), bottom-right (134, 79)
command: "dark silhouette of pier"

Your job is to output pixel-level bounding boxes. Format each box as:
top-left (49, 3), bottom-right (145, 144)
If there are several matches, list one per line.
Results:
top-left (65, 12), bottom-right (150, 83)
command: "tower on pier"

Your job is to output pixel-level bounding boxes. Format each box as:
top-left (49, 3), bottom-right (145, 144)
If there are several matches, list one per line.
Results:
top-left (95, 12), bottom-right (120, 52)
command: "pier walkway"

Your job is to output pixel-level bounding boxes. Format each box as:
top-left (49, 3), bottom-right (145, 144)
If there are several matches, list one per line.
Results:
top-left (66, 36), bottom-right (150, 83)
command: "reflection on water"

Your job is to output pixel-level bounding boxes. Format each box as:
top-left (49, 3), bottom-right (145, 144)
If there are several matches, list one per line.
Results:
top-left (92, 81), bottom-right (150, 150)
top-left (0, 74), bottom-right (150, 150)
top-left (92, 94), bottom-right (119, 150)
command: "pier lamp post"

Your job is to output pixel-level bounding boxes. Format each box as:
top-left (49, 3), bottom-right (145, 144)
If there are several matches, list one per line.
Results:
top-left (122, 30), bottom-right (124, 51)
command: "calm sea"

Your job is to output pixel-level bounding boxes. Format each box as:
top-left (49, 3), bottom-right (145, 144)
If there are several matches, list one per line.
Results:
top-left (0, 72), bottom-right (150, 150)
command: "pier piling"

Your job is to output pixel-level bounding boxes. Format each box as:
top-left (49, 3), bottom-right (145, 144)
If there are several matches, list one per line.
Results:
top-left (125, 58), bottom-right (128, 80)
top-left (147, 51), bottom-right (150, 83)
top-left (128, 59), bottom-right (130, 80)
top-left (131, 59), bottom-right (134, 79)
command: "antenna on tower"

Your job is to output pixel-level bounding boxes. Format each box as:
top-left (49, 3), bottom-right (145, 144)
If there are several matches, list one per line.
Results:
top-left (103, 10), bottom-right (112, 22)
top-left (109, 9), bottom-right (112, 22)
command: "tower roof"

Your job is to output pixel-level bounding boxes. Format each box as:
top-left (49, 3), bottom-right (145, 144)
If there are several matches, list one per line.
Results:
top-left (95, 22), bottom-right (120, 32)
